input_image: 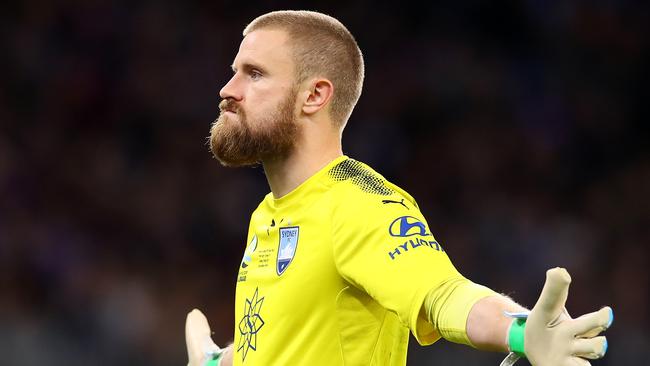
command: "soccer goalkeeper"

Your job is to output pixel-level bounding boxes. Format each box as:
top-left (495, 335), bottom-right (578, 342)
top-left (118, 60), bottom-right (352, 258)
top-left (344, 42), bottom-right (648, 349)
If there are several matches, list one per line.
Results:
top-left (186, 10), bottom-right (612, 366)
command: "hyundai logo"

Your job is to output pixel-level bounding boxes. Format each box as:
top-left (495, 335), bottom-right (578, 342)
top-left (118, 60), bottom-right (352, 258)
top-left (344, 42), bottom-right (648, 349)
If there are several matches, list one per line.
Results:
top-left (388, 216), bottom-right (432, 237)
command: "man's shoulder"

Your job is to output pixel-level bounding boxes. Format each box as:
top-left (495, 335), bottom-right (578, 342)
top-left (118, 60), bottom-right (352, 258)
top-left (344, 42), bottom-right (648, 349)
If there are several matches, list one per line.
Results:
top-left (325, 158), bottom-right (419, 215)
top-left (326, 158), bottom-right (395, 196)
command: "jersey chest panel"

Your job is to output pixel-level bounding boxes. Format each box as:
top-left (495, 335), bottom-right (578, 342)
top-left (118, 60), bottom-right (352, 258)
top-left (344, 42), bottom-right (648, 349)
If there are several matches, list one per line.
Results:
top-left (233, 210), bottom-right (345, 364)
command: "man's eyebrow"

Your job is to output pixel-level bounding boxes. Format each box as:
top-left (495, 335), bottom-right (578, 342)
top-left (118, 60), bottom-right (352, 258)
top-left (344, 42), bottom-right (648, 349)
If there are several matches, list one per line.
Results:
top-left (231, 62), bottom-right (268, 74)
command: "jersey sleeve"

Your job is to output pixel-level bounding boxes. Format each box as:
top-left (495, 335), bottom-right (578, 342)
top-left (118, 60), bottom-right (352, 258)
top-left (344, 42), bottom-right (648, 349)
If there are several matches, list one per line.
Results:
top-left (331, 186), bottom-right (466, 345)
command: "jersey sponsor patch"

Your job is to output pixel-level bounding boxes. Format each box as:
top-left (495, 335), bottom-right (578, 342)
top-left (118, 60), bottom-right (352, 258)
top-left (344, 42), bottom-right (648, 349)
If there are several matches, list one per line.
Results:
top-left (277, 226), bottom-right (299, 275)
top-left (388, 216), bottom-right (432, 237)
top-left (387, 216), bottom-right (443, 260)
top-left (388, 237), bottom-right (444, 260)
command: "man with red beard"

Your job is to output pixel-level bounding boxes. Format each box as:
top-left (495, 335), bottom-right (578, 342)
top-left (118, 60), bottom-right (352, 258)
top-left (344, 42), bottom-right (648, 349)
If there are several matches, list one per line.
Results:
top-left (186, 10), bottom-right (612, 366)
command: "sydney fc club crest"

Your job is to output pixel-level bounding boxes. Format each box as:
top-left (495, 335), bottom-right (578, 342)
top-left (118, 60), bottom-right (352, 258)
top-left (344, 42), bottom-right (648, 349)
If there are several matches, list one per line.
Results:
top-left (277, 226), bottom-right (299, 275)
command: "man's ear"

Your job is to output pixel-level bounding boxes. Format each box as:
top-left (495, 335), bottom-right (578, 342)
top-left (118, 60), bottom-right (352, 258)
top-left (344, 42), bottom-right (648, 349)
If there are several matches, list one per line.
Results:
top-left (301, 79), bottom-right (333, 115)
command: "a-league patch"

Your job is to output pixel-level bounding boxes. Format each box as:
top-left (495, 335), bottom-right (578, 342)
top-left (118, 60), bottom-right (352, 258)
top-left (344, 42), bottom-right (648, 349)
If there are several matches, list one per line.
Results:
top-left (241, 235), bottom-right (258, 269)
top-left (277, 226), bottom-right (299, 275)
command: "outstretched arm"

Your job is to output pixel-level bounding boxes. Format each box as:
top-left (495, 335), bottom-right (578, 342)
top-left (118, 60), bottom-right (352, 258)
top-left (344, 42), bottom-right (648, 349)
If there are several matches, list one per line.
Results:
top-left (426, 268), bottom-right (612, 365)
top-left (465, 295), bottom-right (527, 352)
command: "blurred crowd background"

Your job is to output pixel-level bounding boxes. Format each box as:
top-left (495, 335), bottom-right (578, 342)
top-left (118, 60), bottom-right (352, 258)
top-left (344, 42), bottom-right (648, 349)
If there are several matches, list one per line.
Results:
top-left (1, 0), bottom-right (648, 365)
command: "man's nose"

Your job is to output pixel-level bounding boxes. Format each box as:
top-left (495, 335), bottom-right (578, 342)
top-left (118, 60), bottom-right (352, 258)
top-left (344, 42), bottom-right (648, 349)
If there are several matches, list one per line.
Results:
top-left (219, 75), bottom-right (243, 101)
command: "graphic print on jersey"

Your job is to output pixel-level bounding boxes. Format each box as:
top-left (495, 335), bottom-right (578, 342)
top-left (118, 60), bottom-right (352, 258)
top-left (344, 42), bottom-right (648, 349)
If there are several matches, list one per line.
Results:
top-left (328, 159), bottom-right (394, 195)
top-left (241, 235), bottom-right (258, 268)
top-left (237, 287), bottom-right (265, 361)
top-left (277, 226), bottom-right (299, 275)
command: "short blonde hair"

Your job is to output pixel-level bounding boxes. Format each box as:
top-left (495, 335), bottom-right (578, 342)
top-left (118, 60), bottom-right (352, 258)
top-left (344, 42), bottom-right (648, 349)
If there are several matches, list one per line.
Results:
top-left (243, 10), bottom-right (364, 128)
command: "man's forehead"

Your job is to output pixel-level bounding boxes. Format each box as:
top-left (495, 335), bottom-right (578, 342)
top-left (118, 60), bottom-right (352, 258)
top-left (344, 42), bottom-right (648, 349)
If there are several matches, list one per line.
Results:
top-left (232, 29), bottom-right (292, 70)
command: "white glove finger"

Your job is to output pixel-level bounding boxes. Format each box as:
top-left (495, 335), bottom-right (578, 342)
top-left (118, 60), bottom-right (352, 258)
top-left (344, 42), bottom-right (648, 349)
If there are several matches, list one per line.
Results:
top-left (570, 307), bottom-right (613, 338)
top-left (532, 267), bottom-right (571, 324)
top-left (571, 336), bottom-right (608, 359)
top-left (186, 309), bottom-right (219, 365)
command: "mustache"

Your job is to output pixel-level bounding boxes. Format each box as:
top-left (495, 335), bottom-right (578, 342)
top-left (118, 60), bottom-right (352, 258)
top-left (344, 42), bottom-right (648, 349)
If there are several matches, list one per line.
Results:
top-left (219, 99), bottom-right (240, 113)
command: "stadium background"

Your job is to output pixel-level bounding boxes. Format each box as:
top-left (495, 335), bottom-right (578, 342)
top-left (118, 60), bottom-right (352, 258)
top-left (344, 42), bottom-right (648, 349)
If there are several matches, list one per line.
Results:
top-left (1, 1), bottom-right (648, 365)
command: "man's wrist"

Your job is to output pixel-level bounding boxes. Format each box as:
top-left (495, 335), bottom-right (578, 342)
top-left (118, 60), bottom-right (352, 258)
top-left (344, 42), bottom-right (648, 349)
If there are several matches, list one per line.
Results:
top-left (205, 356), bottom-right (220, 366)
top-left (204, 351), bottom-right (223, 366)
top-left (507, 318), bottom-right (527, 357)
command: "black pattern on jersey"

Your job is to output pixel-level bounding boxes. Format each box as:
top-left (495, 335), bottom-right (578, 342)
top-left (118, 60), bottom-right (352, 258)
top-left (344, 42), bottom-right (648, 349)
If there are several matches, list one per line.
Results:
top-left (328, 159), bottom-right (394, 196)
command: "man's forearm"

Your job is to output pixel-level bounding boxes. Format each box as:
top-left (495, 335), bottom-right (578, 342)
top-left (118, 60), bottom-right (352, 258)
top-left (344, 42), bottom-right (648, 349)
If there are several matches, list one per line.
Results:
top-left (465, 295), bottom-right (527, 352)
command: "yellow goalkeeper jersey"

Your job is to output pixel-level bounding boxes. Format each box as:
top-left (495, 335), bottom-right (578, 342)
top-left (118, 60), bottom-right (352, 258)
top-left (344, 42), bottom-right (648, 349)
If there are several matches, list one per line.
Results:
top-left (233, 156), bottom-right (470, 365)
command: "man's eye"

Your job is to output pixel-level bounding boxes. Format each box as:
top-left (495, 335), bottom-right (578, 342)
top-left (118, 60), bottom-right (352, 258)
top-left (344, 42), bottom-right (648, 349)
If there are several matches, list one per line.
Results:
top-left (251, 71), bottom-right (262, 80)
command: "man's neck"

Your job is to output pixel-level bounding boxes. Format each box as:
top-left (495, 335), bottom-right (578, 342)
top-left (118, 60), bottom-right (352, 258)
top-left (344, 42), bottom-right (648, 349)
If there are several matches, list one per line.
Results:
top-left (263, 144), bottom-right (342, 199)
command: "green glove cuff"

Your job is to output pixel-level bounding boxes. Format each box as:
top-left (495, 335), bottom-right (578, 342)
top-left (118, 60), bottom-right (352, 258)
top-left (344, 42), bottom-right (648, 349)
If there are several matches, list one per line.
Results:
top-left (508, 318), bottom-right (527, 357)
top-left (205, 353), bottom-right (222, 366)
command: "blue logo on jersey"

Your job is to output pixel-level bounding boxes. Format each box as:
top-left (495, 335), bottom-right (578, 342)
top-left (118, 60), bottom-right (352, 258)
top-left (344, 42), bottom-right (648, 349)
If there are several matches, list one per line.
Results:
top-left (237, 287), bottom-right (265, 361)
top-left (388, 238), bottom-right (444, 260)
top-left (277, 226), bottom-right (299, 275)
top-left (388, 216), bottom-right (432, 237)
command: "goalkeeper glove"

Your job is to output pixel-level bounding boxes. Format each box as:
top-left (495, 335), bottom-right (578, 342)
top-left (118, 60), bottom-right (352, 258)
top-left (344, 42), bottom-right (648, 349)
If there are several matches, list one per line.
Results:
top-left (501, 268), bottom-right (612, 366)
top-left (186, 309), bottom-right (224, 366)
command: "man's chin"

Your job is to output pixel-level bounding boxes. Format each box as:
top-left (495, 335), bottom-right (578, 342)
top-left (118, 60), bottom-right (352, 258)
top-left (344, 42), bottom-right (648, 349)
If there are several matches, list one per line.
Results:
top-left (216, 159), bottom-right (261, 168)
top-left (212, 149), bottom-right (261, 168)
